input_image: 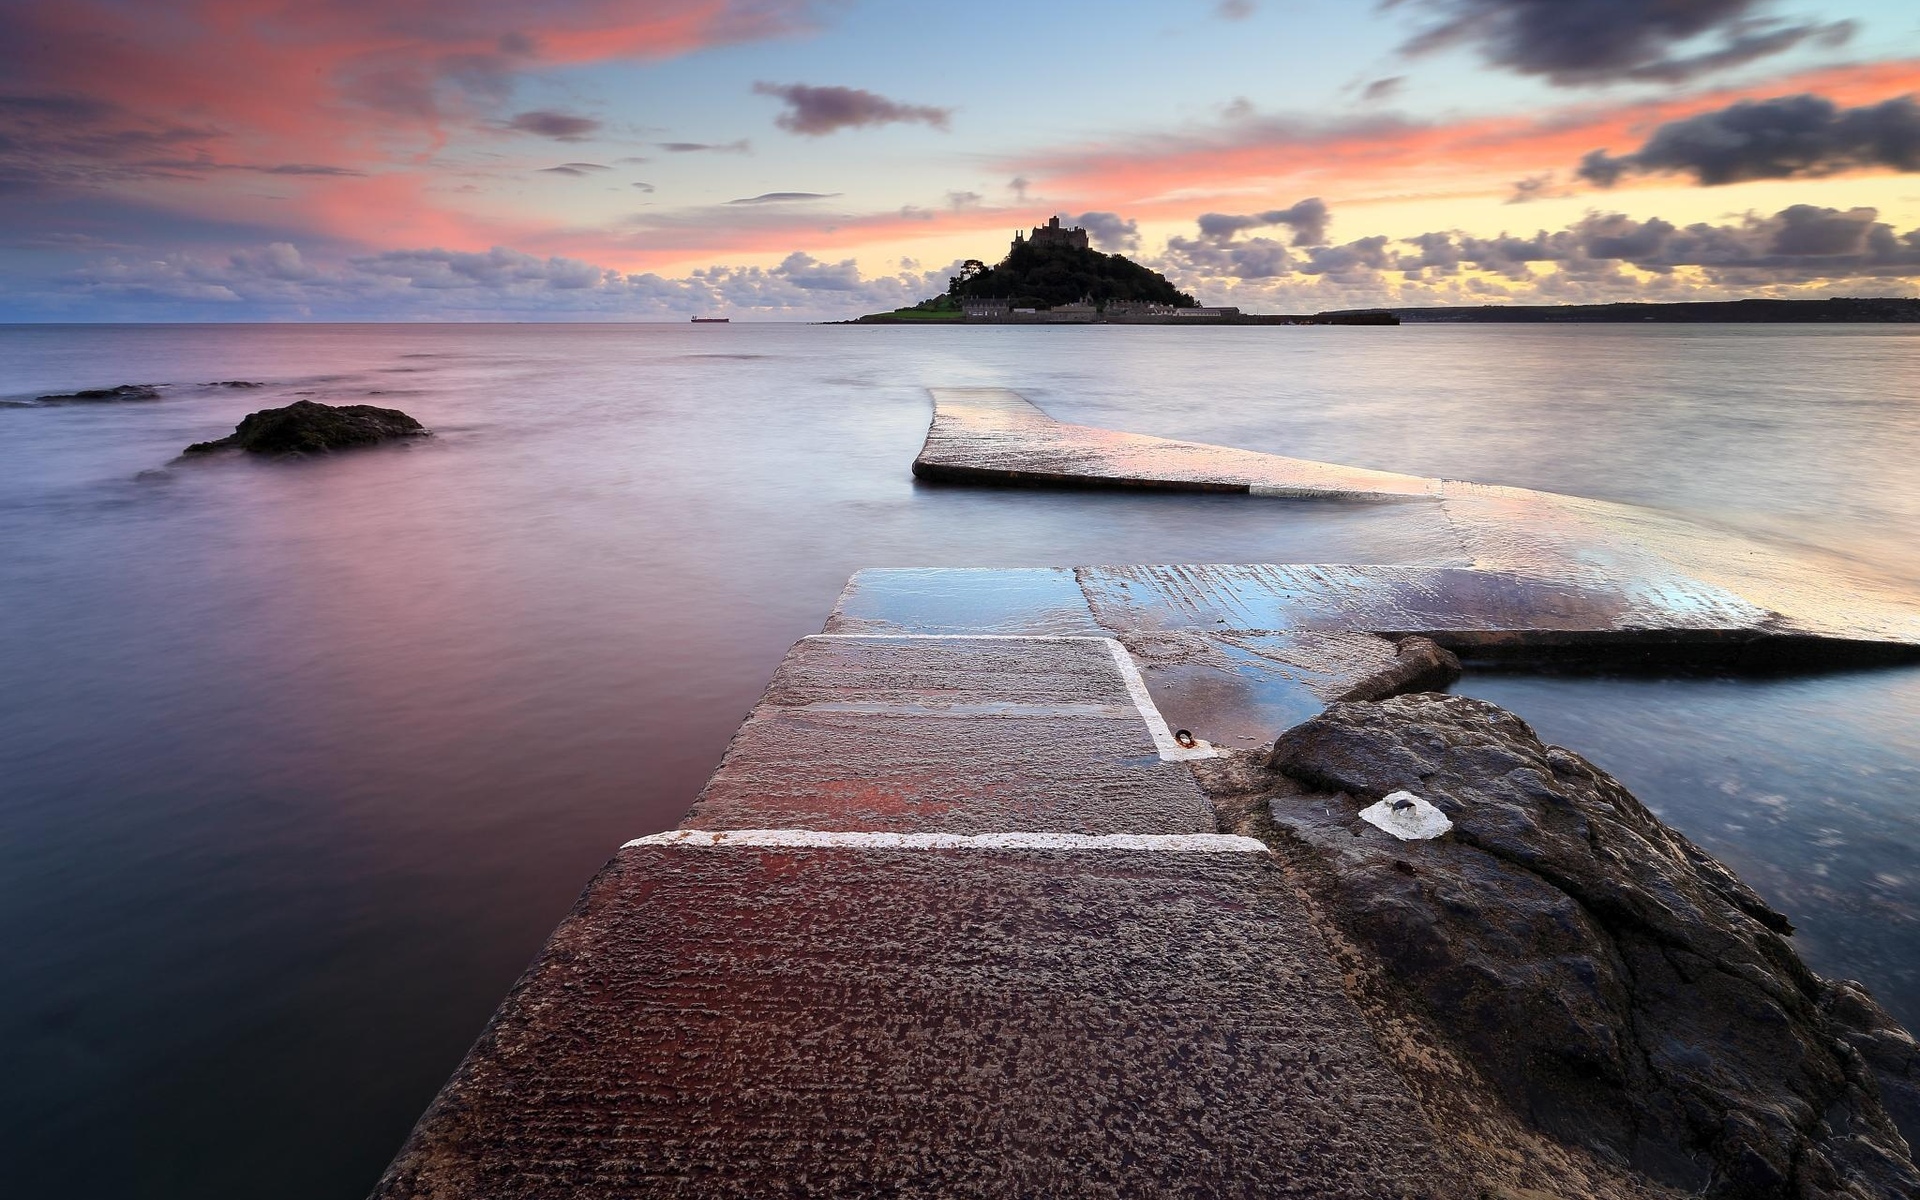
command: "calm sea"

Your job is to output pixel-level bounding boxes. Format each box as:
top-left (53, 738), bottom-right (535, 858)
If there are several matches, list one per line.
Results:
top-left (3, 322), bottom-right (1917, 1198)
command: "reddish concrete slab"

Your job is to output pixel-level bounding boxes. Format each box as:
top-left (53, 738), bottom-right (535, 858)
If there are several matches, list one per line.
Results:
top-left (679, 635), bottom-right (1216, 834)
top-left (371, 840), bottom-right (1461, 1200)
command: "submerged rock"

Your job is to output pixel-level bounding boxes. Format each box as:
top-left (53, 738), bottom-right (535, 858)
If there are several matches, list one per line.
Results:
top-left (1246, 693), bottom-right (1919, 1198)
top-left (183, 399), bottom-right (428, 456)
top-left (34, 384), bottom-right (163, 403)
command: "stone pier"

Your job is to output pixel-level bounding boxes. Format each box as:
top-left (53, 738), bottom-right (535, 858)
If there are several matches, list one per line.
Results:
top-left (371, 389), bottom-right (1920, 1198)
top-left (371, 618), bottom-right (1464, 1198)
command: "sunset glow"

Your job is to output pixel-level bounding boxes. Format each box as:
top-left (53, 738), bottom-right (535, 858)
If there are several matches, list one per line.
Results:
top-left (4, 0), bottom-right (1917, 318)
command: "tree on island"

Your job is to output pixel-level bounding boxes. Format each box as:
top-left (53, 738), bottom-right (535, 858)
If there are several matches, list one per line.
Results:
top-left (945, 235), bottom-right (1195, 310)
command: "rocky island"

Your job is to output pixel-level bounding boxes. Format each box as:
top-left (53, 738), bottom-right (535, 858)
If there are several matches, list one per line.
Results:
top-left (853, 218), bottom-right (1397, 325)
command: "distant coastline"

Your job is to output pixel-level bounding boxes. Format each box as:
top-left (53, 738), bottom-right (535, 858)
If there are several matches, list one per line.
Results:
top-left (847, 296), bottom-right (1920, 326)
top-left (1371, 296), bottom-right (1920, 323)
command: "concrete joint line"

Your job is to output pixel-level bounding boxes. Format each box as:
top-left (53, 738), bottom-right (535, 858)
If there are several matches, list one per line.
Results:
top-left (802, 634), bottom-right (1217, 761)
top-left (624, 829), bottom-right (1270, 853)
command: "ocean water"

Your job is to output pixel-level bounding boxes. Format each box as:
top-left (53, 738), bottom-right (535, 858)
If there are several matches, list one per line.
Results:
top-left (2, 322), bottom-right (1916, 1198)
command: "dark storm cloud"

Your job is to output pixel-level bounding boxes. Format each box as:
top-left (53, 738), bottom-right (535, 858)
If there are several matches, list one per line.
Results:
top-left (752, 82), bottom-right (951, 136)
top-left (507, 110), bottom-right (601, 141)
top-left (1195, 198), bottom-right (1330, 246)
top-left (1064, 212), bottom-right (1141, 252)
top-left (1387, 0), bottom-right (1854, 86)
top-left (1579, 94), bottom-right (1920, 187)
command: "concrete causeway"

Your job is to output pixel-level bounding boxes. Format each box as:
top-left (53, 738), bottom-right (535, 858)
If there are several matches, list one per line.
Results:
top-left (373, 387), bottom-right (1920, 1198)
top-left (372, 619), bottom-right (1464, 1197)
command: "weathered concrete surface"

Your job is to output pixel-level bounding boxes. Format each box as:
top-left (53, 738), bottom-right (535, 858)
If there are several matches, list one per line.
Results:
top-left (679, 634), bottom-right (1216, 833)
top-left (914, 387), bottom-right (1440, 498)
top-left (371, 841), bottom-right (1463, 1200)
top-left (826, 570), bottom-right (1458, 752)
top-left (911, 389), bottom-right (1920, 655)
top-left (1198, 694), bottom-right (1920, 1200)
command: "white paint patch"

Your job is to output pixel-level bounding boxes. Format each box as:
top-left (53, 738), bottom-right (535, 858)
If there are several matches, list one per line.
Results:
top-left (1359, 791), bottom-right (1453, 840)
top-left (624, 829), bottom-right (1271, 853)
top-left (802, 633), bottom-right (1217, 761)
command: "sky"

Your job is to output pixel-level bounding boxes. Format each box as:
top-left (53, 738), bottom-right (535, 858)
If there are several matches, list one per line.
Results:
top-left (2, 0), bottom-right (1918, 320)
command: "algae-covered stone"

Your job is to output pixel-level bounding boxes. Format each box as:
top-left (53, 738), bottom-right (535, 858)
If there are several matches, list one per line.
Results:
top-left (184, 399), bottom-right (428, 456)
top-left (34, 384), bottom-right (163, 403)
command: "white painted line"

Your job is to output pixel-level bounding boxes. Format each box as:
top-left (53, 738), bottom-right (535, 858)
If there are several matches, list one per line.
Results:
top-left (1101, 638), bottom-right (1218, 761)
top-left (625, 829), bottom-right (1269, 853)
top-left (803, 633), bottom-right (1218, 761)
top-left (807, 633), bottom-right (1109, 642)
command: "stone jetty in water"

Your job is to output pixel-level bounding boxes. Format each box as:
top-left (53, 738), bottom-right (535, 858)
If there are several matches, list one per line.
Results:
top-left (372, 390), bottom-right (1920, 1199)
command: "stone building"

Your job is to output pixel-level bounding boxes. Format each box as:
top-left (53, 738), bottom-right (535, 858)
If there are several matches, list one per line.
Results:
top-left (1014, 216), bottom-right (1090, 252)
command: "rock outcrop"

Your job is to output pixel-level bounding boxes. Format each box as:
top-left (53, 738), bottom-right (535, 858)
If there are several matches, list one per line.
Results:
top-left (33, 384), bottom-right (163, 403)
top-left (184, 399), bottom-right (428, 456)
top-left (1333, 635), bottom-right (1462, 702)
top-left (1238, 693), bottom-right (1918, 1198)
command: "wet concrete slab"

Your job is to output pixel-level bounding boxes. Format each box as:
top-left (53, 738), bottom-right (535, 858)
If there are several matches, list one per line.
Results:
top-left (1441, 483), bottom-right (1920, 648)
top-left (371, 839), bottom-right (1460, 1200)
top-left (1075, 563), bottom-right (1774, 643)
top-left (1121, 629), bottom-right (1404, 753)
top-left (911, 389), bottom-right (1920, 656)
top-left (915, 387), bottom-right (1440, 498)
top-left (825, 566), bottom-right (1104, 636)
top-left (679, 634), bottom-right (1216, 834)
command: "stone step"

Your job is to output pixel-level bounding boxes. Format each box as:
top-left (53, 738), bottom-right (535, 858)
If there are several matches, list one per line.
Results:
top-left (679, 634), bottom-right (1215, 835)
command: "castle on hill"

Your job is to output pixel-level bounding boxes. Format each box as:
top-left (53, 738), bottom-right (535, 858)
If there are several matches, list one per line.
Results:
top-left (1013, 215), bottom-right (1089, 252)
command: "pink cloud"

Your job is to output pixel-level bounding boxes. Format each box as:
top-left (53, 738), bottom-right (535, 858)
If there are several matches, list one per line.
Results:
top-left (1004, 60), bottom-right (1920, 215)
top-left (0, 1), bottom-right (820, 211)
